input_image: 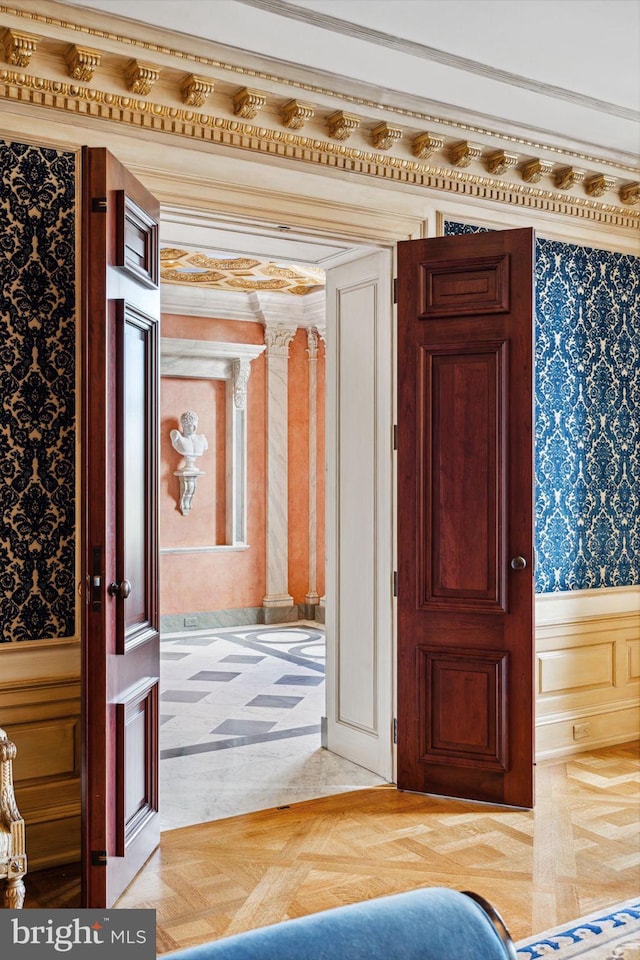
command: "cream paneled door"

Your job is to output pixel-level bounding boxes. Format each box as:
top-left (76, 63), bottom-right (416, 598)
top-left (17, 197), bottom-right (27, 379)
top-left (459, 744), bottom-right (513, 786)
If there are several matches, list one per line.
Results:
top-left (325, 251), bottom-right (394, 780)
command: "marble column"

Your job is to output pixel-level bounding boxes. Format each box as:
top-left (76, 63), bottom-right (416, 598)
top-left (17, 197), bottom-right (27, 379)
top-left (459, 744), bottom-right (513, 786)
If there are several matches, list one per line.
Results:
top-left (262, 322), bottom-right (296, 616)
top-left (305, 327), bottom-right (321, 616)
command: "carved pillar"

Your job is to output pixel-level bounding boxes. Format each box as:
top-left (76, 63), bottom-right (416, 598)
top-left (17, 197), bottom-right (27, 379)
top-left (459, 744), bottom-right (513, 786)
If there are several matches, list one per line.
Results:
top-left (305, 328), bottom-right (321, 616)
top-left (262, 322), bottom-right (296, 614)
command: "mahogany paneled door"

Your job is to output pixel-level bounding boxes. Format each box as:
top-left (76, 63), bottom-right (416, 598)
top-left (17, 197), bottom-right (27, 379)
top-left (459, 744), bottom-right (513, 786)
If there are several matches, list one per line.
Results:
top-left (82, 148), bottom-right (160, 906)
top-left (396, 228), bottom-right (535, 808)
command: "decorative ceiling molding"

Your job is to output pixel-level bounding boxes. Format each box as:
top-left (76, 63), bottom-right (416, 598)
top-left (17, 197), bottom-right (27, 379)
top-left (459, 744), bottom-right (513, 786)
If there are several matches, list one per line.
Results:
top-left (1, 25), bottom-right (38, 65)
top-left (64, 43), bottom-right (101, 82)
top-left (0, 3), bottom-right (638, 230)
top-left (160, 247), bottom-right (325, 295)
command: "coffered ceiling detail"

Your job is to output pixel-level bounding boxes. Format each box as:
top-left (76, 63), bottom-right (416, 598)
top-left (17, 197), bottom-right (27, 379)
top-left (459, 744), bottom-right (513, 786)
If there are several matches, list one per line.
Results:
top-left (160, 248), bottom-right (325, 296)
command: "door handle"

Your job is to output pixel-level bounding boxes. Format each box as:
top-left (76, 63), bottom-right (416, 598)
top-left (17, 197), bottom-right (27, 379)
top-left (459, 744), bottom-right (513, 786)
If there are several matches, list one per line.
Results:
top-left (108, 579), bottom-right (132, 599)
top-left (510, 556), bottom-right (527, 571)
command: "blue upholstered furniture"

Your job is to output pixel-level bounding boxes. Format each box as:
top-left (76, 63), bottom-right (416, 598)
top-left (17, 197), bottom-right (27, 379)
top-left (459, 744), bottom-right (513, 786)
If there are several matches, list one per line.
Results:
top-left (165, 887), bottom-right (516, 960)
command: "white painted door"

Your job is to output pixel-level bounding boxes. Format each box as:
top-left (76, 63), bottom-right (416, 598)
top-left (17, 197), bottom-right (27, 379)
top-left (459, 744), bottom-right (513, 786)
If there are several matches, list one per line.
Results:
top-left (325, 250), bottom-right (394, 780)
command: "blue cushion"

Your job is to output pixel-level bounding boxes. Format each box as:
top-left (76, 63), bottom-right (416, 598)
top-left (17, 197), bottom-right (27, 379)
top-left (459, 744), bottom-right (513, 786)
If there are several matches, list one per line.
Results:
top-left (164, 887), bottom-right (511, 959)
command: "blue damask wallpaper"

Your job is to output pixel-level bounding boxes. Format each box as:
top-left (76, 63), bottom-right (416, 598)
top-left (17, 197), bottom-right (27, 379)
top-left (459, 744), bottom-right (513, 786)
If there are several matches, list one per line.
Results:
top-left (0, 141), bottom-right (76, 641)
top-left (445, 220), bottom-right (639, 593)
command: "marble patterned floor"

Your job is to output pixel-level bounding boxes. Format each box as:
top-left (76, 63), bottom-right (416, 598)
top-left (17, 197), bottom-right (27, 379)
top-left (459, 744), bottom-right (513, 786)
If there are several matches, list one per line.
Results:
top-left (159, 622), bottom-right (387, 830)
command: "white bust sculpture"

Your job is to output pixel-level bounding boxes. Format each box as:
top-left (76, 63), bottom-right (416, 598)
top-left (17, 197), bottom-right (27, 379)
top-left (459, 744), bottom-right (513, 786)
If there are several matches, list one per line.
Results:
top-left (170, 410), bottom-right (208, 468)
top-left (171, 411), bottom-right (208, 515)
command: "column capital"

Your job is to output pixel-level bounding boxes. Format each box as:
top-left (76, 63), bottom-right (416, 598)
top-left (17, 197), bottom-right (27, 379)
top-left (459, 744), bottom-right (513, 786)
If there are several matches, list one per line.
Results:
top-left (264, 322), bottom-right (296, 357)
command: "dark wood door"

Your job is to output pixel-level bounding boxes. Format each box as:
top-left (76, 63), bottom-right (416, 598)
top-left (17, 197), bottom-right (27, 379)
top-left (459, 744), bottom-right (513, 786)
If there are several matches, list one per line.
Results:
top-left (396, 228), bottom-right (535, 808)
top-left (82, 148), bottom-right (160, 906)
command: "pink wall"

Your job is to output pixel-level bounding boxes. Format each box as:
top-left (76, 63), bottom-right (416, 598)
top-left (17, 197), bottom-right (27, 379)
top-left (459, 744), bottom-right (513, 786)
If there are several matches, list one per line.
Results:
top-left (160, 314), bottom-right (325, 618)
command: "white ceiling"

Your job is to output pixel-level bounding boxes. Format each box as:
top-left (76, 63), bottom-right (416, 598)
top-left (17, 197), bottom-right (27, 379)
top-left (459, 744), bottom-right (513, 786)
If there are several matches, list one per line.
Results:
top-left (62, 0), bottom-right (640, 159)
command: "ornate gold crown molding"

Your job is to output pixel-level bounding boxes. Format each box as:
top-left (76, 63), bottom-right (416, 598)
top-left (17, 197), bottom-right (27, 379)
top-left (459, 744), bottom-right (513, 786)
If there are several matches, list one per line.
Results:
top-left (1, 26), bottom-right (37, 66)
top-left (619, 182), bottom-right (639, 205)
top-left (0, 69), bottom-right (640, 228)
top-left (281, 99), bottom-right (314, 129)
top-left (521, 158), bottom-right (554, 183)
top-left (371, 121), bottom-right (403, 151)
top-left (485, 150), bottom-right (519, 176)
top-left (585, 173), bottom-right (616, 198)
top-left (233, 86), bottom-right (266, 119)
top-left (181, 74), bottom-right (214, 108)
top-left (554, 166), bottom-right (586, 191)
top-left (449, 141), bottom-right (483, 168)
top-left (411, 132), bottom-right (444, 160)
top-left (64, 44), bottom-right (101, 82)
top-left (327, 110), bottom-right (360, 141)
top-left (125, 59), bottom-right (159, 96)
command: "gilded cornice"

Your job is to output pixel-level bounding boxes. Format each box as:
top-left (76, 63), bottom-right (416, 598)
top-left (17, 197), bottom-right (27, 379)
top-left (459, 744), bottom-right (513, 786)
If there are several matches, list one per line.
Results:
top-left (585, 174), bottom-right (616, 198)
top-left (1, 67), bottom-right (638, 230)
top-left (521, 158), bottom-right (554, 183)
top-left (619, 182), bottom-right (640, 206)
top-left (554, 166), bottom-right (586, 191)
top-left (327, 110), bottom-right (360, 141)
top-left (232, 86), bottom-right (266, 119)
top-left (64, 44), bottom-right (101, 82)
top-left (125, 59), bottom-right (159, 95)
top-left (448, 141), bottom-right (483, 168)
top-left (485, 150), bottom-right (519, 176)
top-left (281, 98), bottom-right (314, 129)
top-left (371, 121), bottom-right (403, 151)
top-left (411, 132), bottom-right (444, 160)
top-left (1, 26), bottom-right (37, 66)
top-left (181, 74), bottom-right (214, 108)
top-left (1, 3), bottom-right (637, 177)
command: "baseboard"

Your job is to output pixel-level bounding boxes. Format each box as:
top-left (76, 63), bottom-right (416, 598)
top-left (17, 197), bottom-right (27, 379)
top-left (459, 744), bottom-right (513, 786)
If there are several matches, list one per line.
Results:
top-left (161, 605), bottom-right (324, 631)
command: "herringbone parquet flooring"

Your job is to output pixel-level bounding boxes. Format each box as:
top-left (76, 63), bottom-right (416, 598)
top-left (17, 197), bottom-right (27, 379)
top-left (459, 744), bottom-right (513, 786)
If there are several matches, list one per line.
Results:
top-left (116, 742), bottom-right (640, 955)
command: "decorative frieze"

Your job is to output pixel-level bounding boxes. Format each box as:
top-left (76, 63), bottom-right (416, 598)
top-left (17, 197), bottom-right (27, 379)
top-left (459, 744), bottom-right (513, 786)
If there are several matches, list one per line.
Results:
top-left (554, 166), bottom-right (586, 191)
top-left (584, 174), bottom-right (616, 198)
top-left (124, 60), bottom-right (159, 95)
top-left (411, 132), bottom-right (444, 159)
top-left (64, 45), bottom-right (101, 82)
top-left (520, 158), bottom-right (554, 183)
top-left (371, 121), bottom-right (403, 151)
top-left (232, 86), bottom-right (266, 119)
top-left (326, 110), bottom-right (360, 141)
top-left (281, 99), bottom-right (315, 129)
top-left (1, 28), bottom-right (39, 67)
top-left (485, 150), bottom-right (519, 176)
top-left (181, 74), bottom-right (214, 108)
top-left (619, 182), bottom-right (640, 205)
top-left (448, 140), bottom-right (483, 168)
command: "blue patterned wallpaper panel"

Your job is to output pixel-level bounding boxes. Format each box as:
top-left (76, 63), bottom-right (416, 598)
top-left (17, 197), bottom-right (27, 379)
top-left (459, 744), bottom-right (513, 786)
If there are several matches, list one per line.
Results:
top-left (444, 221), bottom-right (639, 593)
top-left (0, 141), bottom-right (76, 641)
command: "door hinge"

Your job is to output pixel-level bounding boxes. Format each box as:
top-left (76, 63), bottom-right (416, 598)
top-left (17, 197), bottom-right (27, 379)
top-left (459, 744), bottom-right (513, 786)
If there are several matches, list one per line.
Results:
top-left (92, 197), bottom-right (107, 213)
top-left (393, 277), bottom-right (398, 304)
top-left (393, 571), bottom-right (398, 597)
top-left (393, 424), bottom-right (398, 451)
top-left (393, 718), bottom-right (398, 744)
top-left (91, 849), bottom-right (107, 867)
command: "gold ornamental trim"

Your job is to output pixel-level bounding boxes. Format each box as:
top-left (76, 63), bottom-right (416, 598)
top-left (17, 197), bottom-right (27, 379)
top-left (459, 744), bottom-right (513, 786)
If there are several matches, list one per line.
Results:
top-left (327, 110), bottom-right (360, 141)
top-left (619, 182), bottom-right (640, 205)
top-left (125, 59), bottom-right (159, 95)
top-left (0, 3), bottom-right (637, 176)
top-left (411, 132), bottom-right (444, 160)
top-left (371, 121), bottom-right (403, 151)
top-left (1, 26), bottom-right (38, 66)
top-left (449, 141), bottom-right (483, 168)
top-left (585, 173), bottom-right (616, 198)
top-left (233, 86), bottom-right (266, 119)
top-left (521, 158), bottom-right (554, 183)
top-left (0, 69), bottom-right (638, 229)
top-left (485, 150), bottom-right (519, 176)
top-left (281, 98), bottom-right (315, 129)
top-left (554, 166), bottom-right (586, 190)
top-left (64, 44), bottom-right (101, 82)
top-left (181, 74), bottom-right (214, 108)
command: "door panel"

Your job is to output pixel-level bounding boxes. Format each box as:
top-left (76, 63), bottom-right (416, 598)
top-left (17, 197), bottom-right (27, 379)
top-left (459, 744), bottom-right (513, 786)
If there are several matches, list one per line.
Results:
top-left (397, 228), bottom-right (534, 808)
top-left (82, 148), bottom-right (160, 907)
top-left (325, 251), bottom-right (394, 779)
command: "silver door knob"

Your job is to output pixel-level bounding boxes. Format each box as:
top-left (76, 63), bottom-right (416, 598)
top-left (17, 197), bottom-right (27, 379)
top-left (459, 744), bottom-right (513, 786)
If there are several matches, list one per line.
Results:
top-left (108, 579), bottom-right (131, 599)
top-left (510, 556), bottom-right (527, 571)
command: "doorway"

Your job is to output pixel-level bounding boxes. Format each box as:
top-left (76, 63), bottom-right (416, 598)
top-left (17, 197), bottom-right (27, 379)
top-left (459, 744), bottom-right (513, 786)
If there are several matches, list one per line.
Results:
top-left (155, 210), bottom-right (395, 829)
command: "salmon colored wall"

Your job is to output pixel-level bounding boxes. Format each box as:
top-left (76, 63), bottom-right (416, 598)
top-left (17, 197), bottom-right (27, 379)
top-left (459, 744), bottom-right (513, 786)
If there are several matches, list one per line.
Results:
top-left (160, 314), bottom-right (266, 615)
top-left (160, 313), bottom-right (325, 618)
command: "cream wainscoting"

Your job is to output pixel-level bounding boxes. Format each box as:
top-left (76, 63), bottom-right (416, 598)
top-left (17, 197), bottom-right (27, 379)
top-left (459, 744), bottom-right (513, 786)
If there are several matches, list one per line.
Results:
top-left (0, 641), bottom-right (81, 869)
top-left (535, 587), bottom-right (640, 759)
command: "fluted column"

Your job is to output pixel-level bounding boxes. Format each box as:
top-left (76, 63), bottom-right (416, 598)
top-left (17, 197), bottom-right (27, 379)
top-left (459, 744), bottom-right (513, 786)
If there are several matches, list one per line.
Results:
top-left (262, 322), bottom-right (296, 611)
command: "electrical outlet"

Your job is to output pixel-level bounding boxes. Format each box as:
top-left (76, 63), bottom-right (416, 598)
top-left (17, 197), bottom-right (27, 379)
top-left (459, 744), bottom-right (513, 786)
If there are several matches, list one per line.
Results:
top-left (573, 721), bottom-right (592, 741)
top-left (183, 616), bottom-right (197, 628)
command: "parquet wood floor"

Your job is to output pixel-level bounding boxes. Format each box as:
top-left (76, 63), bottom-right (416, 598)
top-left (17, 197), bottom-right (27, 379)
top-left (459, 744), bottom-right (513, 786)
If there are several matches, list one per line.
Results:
top-left (113, 741), bottom-right (640, 955)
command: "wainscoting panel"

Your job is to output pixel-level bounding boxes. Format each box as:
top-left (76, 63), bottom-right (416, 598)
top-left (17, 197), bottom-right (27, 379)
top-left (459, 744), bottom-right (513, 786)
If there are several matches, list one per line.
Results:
top-left (535, 588), bottom-right (640, 759)
top-left (0, 643), bottom-right (81, 869)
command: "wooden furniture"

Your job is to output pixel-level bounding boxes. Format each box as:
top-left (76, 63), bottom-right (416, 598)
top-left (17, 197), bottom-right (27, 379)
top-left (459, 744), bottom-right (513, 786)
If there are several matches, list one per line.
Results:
top-left (0, 727), bottom-right (26, 908)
